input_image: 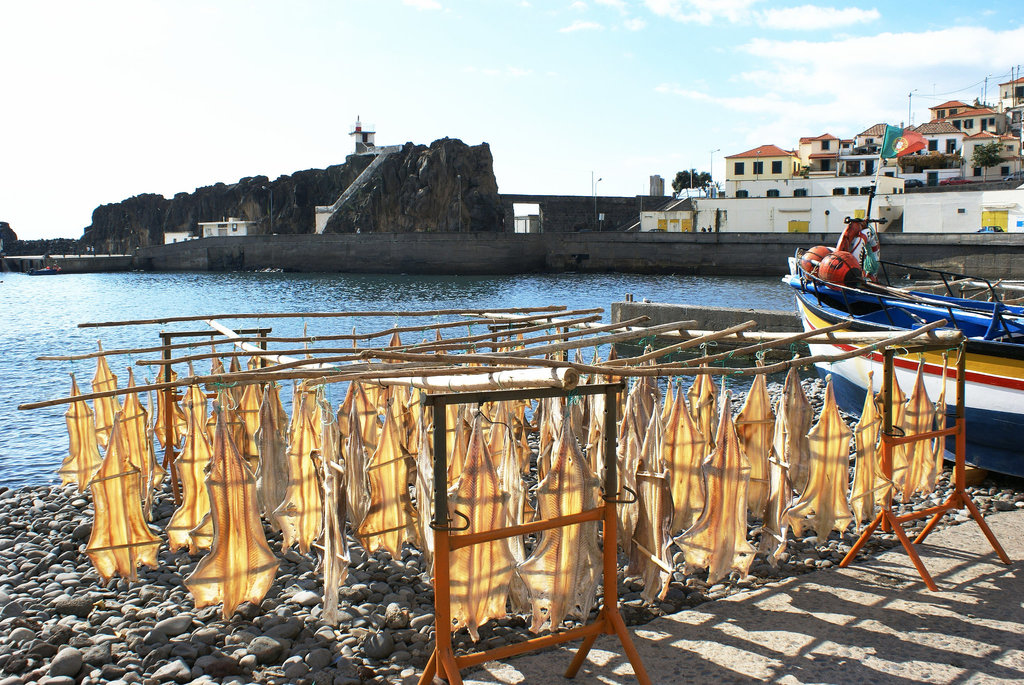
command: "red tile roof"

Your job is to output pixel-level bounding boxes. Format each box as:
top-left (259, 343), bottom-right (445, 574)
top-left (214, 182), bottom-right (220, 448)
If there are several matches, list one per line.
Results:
top-left (965, 131), bottom-right (1017, 141)
top-left (999, 77), bottom-right (1024, 86)
top-left (725, 144), bottom-right (796, 159)
top-left (942, 107), bottom-right (998, 119)
top-left (913, 121), bottom-right (962, 135)
top-left (798, 133), bottom-right (838, 143)
top-left (808, 152), bottom-right (838, 159)
top-left (929, 100), bottom-right (969, 111)
top-left (857, 123), bottom-right (887, 137)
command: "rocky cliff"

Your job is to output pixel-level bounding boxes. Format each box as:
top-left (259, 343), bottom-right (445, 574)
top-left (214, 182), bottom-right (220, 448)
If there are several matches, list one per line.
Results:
top-left (80, 139), bottom-right (503, 251)
top-left (323, 138), bottom-right (503, 234)
top-left (0, 222), bottom-right (16, 247)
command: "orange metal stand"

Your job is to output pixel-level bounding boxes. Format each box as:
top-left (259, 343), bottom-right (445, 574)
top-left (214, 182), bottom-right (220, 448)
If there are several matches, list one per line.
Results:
top-left (418, 382), bottom-right (651, 685)
top-left (839, 342), bottom-right (1010, 590)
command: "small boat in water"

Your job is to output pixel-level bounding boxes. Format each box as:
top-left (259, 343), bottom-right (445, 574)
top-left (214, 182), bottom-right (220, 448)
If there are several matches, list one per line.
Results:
top-left (28, 265), bottom-right (62, 275)
top-left (784, 250), bottom-right (1024, 477)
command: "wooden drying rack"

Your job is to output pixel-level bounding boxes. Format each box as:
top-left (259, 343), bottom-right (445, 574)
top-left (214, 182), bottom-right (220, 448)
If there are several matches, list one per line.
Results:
top-left (839, 341), bottom-right (1010, 589)
top-left (419, 382), bottom-right (650, 685)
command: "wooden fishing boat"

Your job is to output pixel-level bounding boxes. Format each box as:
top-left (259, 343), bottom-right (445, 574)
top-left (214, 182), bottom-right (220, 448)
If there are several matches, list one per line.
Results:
top-left (28, 265), bottom-right (62, 275)
top-left (784, 258), bottom-right (1024, 477)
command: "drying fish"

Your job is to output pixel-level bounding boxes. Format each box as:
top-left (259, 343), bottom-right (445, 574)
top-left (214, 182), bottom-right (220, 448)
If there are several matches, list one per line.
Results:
top-left (413, 415), bottom-right (435, 571)
top-left (885, 375), bottom-right (909, 491)
top-left (585, 390), bottom-right (606, 477)
top-left (615, 385), bottom-right (643, 555)
top-left (849, 371), bottom-right (885, 529)
top-left (320, 397), bottom-right (350, 626)
top-left (736, 372), bottom-right (774, 516)
top-left (900, 361), bottom-right (938, 500)
top-left (356, 400), bottom-right (417, 559)
top-left (662, 384), bottom-right (706, 534)
top-left (926, 356), bottom-right (950, 493)
top-left (686, 374), bottom-right (717, 453)
top-left (121, 370), bottom-right (164, 518)
top-left (85, 412), bottom-right (161, 582)
top-left (233, 381), bottom-right (262, 471)
top-left (274, 387), bottom-right (324, 553)
top-left (491, 402), bottom-right (530, 612)
top-left (790, 377), bottom-right (854, 541)
top-left (777, 367), bottom-right (812, 494)
top-left (256, 382), bottom-right (289, 523)
top-left (185, 402), bottom-right (280, 619)
top-left (758, 410), bottom-right (793, 566)
top-left (153, 369), bottom-right (186, 449)
top-left (630, 411), bottom-right (673, 603)
top-left (167, 385), bottom-right (215, 553)
top-left (448, 412), bottom-right (517, 641)
top-left (91, 343), bottom-right (121, 449)
top-left (676, 391), bottom-right (755, 584)
top-left (352, 382), bottom-right (381, 452)
top-left (519, 419), bottom-right (601, 633)
top-left (345, 394), bottom-right (373, 532)
top-left (447, 404), bottom-right (472, 486)
top-left (58, 374), bottom-right (103, 492)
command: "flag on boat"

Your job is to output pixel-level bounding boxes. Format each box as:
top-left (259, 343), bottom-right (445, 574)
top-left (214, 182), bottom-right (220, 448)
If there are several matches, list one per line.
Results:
top-left (880, 125), bottom-right (927, 159)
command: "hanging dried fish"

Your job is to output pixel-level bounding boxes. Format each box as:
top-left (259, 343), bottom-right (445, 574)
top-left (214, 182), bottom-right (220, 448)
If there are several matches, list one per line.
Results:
top-left (630, 411), bottom-right (673, 603)
top-left (58, 374), bottom-right (103, 492)
top-left (320, 396), bottom-right (350, 626)
top-left (759, 408), bottom-right (793, 566)
top-left (121, 370), bottom-right (164, 518)
top-left (662, 384), bottom-right (706, 534)
top-left (274, 386), bottom-right (324, 553)
top-left (927, 356), bottom-right (950, 491)
top-left (356, 399), bottom-right (417, 559)
top-left (736, 373), bottom-right (774, 516)
top-left (92, 342), bottom-right (120, 449)
top-left (789, 377), bottom-right (854, 541)
top-left (615, 385), bottom-right (642, 555)
top-left (849, 372), bottom-right (885, 529)
top-left (413, 414), bottom-right (435, 571)
top-left (585, 390), bottom-right (606, 477)
top-left (447, 404), bottom-right (472, 486)
top-left (449, 412), bottom-right (517, 641)
top-left (777, 367), bottom-right (812, 494)
top-left (256, 382), bottom-right (289, 524)
top-left (85, 411), bottom-right (161, 582)
top-left (234, 381), bottom-right (262, 471)
top-left (686, 374), bottom-right (717, 453)
top-left (886, 375), bottom-right (909, 491)
top-left (490, 401), bottom-right (530, 612)
top-left (167, 385), bottom-right (215, 553)
top-left (519, 419), bottom-right (601, 633)
top-left (900, 361), bottom-right (938, 500)
top-left (345, 392), bottom-right (373, 532)
top-left (185, 401), bottom-right (280, 619)
top-left (154, 369), bottom-right (186, 449)
top-left (676, 391), bottom-right (755, 584)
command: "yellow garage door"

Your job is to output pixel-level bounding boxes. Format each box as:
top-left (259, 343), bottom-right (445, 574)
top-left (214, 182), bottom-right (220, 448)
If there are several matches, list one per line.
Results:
top-left (981, 210), bottom-right (1008, 232)
top-left (788, 220), bottom-right (809, 233)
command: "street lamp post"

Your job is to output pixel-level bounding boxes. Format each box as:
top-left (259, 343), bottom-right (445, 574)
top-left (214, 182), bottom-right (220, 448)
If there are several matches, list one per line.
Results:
top-left (456, 174), bottom-right (462, 232)
top-left (262, 185), bottom-right (274, 234)
top-left (709, 148), bottom-right (720, 197)
top-left (592, 172), bottom-right (602, 229)
top-left (907, 89), bottom-right (919, 127)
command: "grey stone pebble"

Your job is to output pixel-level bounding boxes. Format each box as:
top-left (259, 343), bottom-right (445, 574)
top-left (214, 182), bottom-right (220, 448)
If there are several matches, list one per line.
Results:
top-left (48, 647), bottom-right (83, 678)
top-left (8, 626), bottom-right (35, 643)
top-left (304, 647), bottom-right (333, 671)
top-left (362, 631), bottom-right (394, 660)
top-left (151, 659), bottom-right (191, 683)
top-left (246, 636), bottom-right (285, 664)
top-left (290, 589), bottom-right (321, 607)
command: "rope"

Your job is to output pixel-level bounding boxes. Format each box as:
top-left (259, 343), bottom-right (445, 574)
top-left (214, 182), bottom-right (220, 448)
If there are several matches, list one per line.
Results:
top-left (566, 388), bottom-right (582, 406)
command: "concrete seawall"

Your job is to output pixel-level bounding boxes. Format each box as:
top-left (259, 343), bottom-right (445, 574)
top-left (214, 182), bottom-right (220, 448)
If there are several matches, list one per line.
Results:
top-left (26, 231), bottom-right (1024, 278)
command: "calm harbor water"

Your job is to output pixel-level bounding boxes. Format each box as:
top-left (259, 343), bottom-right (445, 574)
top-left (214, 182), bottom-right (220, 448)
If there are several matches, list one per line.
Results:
top-left (0, 270), bottom-right (794, 488)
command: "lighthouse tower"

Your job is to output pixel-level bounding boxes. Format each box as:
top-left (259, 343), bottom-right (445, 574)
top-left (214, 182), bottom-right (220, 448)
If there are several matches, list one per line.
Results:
top-left (350, 116), bottom-right (376, 154)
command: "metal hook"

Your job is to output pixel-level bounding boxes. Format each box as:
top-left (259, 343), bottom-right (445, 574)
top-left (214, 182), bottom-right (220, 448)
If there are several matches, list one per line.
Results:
top-left (430, 508), bottom-right (471, 532)
top-left (603, 485), bottom-right (637, 505)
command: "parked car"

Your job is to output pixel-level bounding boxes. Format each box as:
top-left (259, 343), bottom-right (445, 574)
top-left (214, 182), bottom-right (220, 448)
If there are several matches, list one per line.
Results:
top-left (1004, 170), bottom-right (1024, 182)
top-left (904, 179), bottom-right (924, 188)
top-left (977, 226), bottom-right (1006, 233)
top-left (939, 178), bottom-right (974, 186)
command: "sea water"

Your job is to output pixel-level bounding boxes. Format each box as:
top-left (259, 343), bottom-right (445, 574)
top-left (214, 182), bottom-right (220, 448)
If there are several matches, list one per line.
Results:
top-left (0, 270), bottom-right (793, 487)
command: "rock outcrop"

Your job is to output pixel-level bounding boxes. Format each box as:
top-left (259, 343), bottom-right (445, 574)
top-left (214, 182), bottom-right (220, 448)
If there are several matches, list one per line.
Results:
top-left (80, 139), bottom-right (502, 251)
top-left (0, 222), bottom-right (16, 247)
top-left (323, 139), bottom-right (503, 234)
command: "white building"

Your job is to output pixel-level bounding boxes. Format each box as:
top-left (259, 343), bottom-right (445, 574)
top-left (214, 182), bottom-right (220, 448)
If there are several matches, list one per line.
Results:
top-left (901, 189), bottom-right (1024, 233)
top-left (199, 217), bottom-right (258, 238)
top-left (163, 230), bottom-right (195, 244)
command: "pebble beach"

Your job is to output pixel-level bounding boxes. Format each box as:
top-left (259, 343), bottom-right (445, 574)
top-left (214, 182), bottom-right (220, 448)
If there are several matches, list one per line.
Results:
top-left (2, 379), bottom-right (1022, 685)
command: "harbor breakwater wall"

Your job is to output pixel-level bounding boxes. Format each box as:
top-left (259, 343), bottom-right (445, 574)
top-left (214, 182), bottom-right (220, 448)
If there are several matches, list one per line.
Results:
top-left (23, 231), bottom-right (1024, 278)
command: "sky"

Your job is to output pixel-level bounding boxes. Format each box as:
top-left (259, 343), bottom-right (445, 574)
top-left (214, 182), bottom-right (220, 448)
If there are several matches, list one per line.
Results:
top-left (2, 0), bottom-right (1023, 240)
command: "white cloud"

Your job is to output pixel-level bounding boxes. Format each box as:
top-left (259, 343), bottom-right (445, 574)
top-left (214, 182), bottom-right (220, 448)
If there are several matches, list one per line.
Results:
top-left (757, 5), bottom-right (880, 30)
top-left (559, 20), bottom-right (603, 32)
top-left (596, 0), bottom-right (628, 10)
top-left (402, 0), bottom-right (441, 9)
top-left (644, 0), bottom-right (761, 25)
top-left (570, 1), bottom-right (588, 10)
top-left (624, 17), bottom-right (646, 30)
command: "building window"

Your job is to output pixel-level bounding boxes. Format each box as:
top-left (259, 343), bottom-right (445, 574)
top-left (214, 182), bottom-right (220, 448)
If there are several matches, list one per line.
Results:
top-left (973, 167), bottom-right (982, 177)
top-left (821, 160), bottom-right (831, 171)
top-left (936, 109), bottom-right (946, 118)
top-left (958, 208), bottom-right (966, 214)
top-left (734, 162), bottom-right (745, 175)
top-left (928, 140), bottom-right (938, 151)
top-left (963, 119), bottom-right (974, 129)
top-left (946, 140), bottom-right (957, 153)
top-left (794, 188), bottom-right (808, 197)
top-left (861, 187), bottom-right (871, 195)
top-left (753, 161), bottom-right (764, 174)
top-left (953, 121), bottom-right (962, 130)
top-left (848, 187), bottom-right (859, 195)
top-left (771, 160), bottom-right (782, 173)
top-left (821, 140), bottom-right (830, 150)
top-left (833, 188), bottom-right (845, 195)
top-left (766, 189), bottom-right (780, 197)
top-left (735, 190), bottom-right (749, 198)
top-left (1001, 166), bottom-right (1010, 175)
top-left (866, 138), bottom-right (874, 144)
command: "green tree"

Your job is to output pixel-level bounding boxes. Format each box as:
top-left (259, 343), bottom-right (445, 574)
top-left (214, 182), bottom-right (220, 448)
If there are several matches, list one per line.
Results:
top-left (672, 169), bottom-right (713, 194)
top-left (971, 141), bottom-right (1003, 171)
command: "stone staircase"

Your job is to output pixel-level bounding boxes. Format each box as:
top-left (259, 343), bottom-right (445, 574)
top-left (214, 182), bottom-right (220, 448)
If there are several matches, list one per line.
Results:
top-left (315, 146), bottom-right (401, 234)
